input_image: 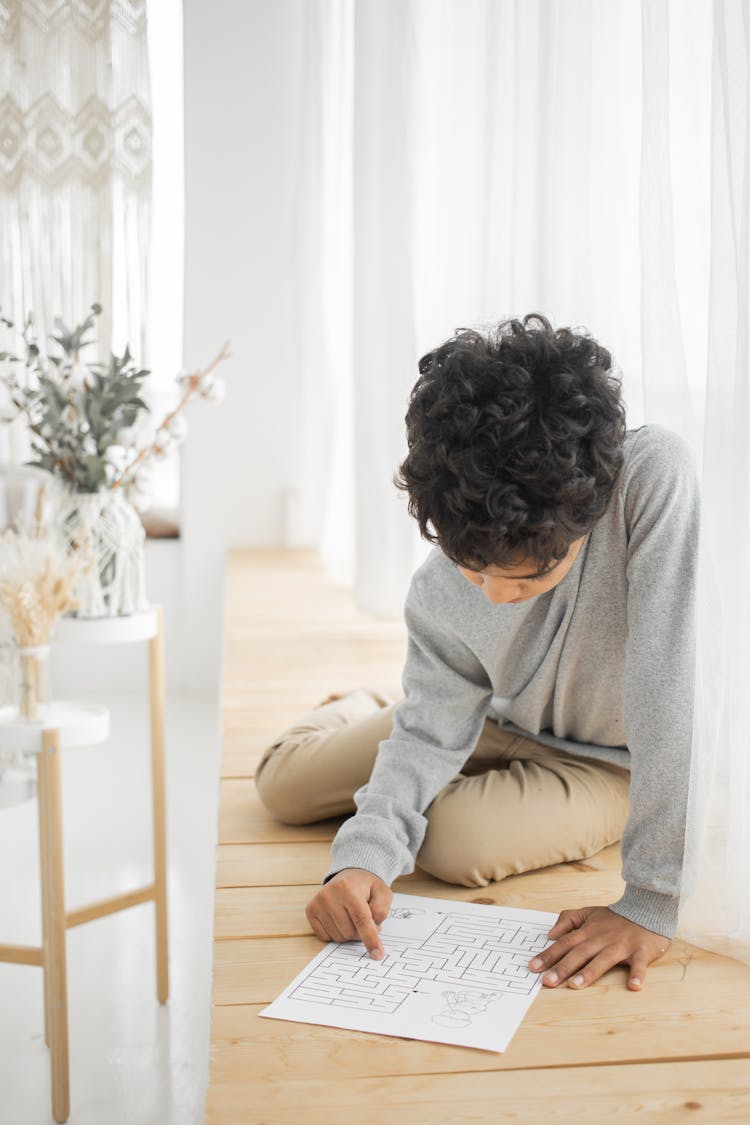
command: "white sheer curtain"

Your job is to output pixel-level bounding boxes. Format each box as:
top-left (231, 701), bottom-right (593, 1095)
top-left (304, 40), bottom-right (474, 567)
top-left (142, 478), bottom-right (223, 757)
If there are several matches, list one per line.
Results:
top-left (677, 0), bottom-right (750, 962)
top-left (296, 0), bottom-right (645, 610)
top-left (291, 0), bottom-right (749, 961)
top-left (286, 0), bottom-right (355, 572)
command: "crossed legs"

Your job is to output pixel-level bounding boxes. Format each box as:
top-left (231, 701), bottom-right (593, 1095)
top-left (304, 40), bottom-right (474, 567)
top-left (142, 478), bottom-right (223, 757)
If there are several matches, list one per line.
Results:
top-left (255, 689), bottom-right (630, 886)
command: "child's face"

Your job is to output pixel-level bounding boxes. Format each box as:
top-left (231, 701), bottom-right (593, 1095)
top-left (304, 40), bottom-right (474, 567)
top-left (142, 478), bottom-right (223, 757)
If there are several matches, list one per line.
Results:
top-left (457, 534), bottom-right (588, 605)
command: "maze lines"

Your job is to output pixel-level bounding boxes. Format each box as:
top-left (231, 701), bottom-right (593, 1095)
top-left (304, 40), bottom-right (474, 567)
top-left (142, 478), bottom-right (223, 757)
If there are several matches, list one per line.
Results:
top-left (289, 912), bottom-right (549, 1014)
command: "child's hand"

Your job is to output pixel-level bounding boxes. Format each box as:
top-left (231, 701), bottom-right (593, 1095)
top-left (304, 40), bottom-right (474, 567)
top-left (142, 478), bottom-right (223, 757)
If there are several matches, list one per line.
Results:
top-left (527, 905), bottom-right (671, 991)
top-left (306, 868), bottom-right (393, 959)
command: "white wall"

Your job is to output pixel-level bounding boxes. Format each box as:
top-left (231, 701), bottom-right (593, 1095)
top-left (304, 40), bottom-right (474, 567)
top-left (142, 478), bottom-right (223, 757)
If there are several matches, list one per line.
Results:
top-left (179, 0), bottom-right (310, 691)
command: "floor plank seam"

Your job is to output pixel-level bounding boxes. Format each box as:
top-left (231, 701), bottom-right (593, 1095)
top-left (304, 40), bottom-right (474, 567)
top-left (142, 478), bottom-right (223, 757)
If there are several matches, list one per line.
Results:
top-left (206, 1053), bottom-right (750, 1074)
top-left (217, 883), bottom-right (319, 889)
top-left (213, 932), bottom-right (318, 942)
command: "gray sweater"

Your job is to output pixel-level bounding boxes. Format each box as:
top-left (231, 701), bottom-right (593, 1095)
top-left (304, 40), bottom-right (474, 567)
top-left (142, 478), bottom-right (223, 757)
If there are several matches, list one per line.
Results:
top-left (326, 424), bottom-right (701, 938)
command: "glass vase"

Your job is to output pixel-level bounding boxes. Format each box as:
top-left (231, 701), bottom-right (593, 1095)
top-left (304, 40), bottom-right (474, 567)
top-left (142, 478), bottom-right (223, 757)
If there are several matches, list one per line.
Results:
top-left (17, 643), bottom-right (50, 722)
top-left (61, 488), bottom-right (149, 617)
top-left (0, 644), bottom-right (39, 808)
top-left (0, 464), bottom-right (62, 536)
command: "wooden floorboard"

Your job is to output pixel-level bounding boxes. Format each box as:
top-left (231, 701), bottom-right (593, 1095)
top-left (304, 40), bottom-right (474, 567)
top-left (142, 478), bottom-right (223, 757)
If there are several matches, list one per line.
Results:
top-left (207, 549), bottom-right (750, 1124)
top-left (217, 783), bottom-right (342, 844)
top-left (210, 994), bottom-right (750, 1077)
top-left (206, 1059), bottom-right (750, 1125)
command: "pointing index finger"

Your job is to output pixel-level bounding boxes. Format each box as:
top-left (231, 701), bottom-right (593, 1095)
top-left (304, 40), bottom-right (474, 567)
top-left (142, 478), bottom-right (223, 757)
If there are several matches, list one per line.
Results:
top-left (347, 903), bottom-right (385, 960)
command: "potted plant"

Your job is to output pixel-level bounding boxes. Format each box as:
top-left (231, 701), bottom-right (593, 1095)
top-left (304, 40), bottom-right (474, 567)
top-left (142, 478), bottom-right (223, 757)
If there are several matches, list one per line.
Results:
top-left (0, 304), bottom-right (229, 617)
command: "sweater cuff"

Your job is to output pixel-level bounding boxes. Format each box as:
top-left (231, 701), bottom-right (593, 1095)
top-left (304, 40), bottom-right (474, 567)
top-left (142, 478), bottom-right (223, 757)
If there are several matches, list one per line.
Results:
top-left (609, 884), bottom-right (679, 938)
top-left (323, 839), bottom-right (408, 888)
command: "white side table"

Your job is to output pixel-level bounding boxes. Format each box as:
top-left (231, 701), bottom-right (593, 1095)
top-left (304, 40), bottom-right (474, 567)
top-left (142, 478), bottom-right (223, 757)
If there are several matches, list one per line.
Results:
top-left (0, 702), bottom-right (110, 1125)
top-left (0, 605), bottom-right (169, 1124)
top-left (53, 606), bottom-right (169, 1008)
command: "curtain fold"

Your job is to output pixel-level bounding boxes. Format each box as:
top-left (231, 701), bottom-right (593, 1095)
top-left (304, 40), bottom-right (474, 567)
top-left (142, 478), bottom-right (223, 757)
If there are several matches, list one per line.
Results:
top-left (678, 0), bottom-right (750, 962)
top-left (286, 0), bottom-right (355, 574)
top-left (639, 0), bottom-right (696, 446)
top-left (351, 0), bottom-right (421, 613)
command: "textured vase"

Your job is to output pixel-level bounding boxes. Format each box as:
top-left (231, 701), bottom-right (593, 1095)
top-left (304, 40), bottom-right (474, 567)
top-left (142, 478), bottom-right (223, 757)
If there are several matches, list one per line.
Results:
top-left (62, 489), bottom-right (149, 617)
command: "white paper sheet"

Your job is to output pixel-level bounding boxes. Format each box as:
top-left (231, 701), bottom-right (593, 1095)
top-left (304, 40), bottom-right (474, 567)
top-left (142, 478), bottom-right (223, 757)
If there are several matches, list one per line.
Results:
top-left (259, 892), bottom-right (557, 1052)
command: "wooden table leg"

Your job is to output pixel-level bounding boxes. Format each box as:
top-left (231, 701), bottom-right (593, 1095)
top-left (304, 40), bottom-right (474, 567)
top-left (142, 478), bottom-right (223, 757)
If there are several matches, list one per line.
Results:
top-left (39, 740), bottom-right (51, 1050)
top-left (38, 729), bottom-right (70, 1123)
top-left (149, 605), bottom-right (169, 1004)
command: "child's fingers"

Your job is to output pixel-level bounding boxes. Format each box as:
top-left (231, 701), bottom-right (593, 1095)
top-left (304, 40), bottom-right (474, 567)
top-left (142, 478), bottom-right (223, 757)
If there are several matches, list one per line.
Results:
top-left (306, 869), bottom-right (392, 955)
top-left (369, 881), bottom-right (393, 926)
top-left (627, 951), bottom-right (651, 990)
top-left (565, 947), bottom-right (626, 989)
top-left (546, 907), bottom-right (590, 940)
top-left (319, 909), bottom-right (349, 944)
top-left (305, 906), bottom-right (333, 944)
top-left (306, 900), bottom-right (352, 944)
top-left (538, 938), bottom-right (602, 987)
top-left (346, 901), bottom-right (384, 959)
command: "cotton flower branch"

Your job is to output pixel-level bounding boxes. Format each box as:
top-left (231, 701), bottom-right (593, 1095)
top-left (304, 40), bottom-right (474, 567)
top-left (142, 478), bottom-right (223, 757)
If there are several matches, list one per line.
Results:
top-left (109, 339), bottom-right (232, 493)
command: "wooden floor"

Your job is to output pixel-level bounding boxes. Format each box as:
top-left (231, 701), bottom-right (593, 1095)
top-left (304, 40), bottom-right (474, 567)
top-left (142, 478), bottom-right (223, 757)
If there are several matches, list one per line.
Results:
top-left (206, 549), bottom-right (750, 1124)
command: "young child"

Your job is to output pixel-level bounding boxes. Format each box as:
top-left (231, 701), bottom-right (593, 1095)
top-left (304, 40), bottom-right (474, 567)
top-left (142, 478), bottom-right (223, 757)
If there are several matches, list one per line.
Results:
top-left (256, 313), bottom-right (700, 993)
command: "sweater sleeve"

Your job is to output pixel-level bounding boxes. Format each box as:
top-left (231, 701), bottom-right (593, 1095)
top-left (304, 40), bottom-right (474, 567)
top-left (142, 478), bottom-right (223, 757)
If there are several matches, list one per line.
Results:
top-left (609, 425), bottom-right (701, 937)
top-left (324, 570), bottom-right (494, 886)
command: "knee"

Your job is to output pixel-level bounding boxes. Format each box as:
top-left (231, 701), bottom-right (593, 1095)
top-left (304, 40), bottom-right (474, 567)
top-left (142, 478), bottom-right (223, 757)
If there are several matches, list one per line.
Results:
top-left (417, 793), bottom-right (493, 887)
top-left (254, 739), bottom-right (317, 825)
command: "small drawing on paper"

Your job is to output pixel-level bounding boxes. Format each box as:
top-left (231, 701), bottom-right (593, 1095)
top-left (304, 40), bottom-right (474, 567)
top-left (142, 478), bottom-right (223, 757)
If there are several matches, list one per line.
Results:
top-left (388, 906), bottom-right (426, 920)
top-left (431, 990), bottom-right (502, 1028)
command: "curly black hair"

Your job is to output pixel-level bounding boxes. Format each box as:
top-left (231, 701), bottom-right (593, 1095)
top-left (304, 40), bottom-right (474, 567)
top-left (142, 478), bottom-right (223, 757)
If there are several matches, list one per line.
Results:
top-left (395, 313), bottom-right (627, 571)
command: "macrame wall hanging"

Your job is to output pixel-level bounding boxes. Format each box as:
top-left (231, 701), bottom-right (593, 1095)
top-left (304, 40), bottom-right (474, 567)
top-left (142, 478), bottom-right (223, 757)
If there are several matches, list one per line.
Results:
top-left (0, 0), bottom-right (153, 465)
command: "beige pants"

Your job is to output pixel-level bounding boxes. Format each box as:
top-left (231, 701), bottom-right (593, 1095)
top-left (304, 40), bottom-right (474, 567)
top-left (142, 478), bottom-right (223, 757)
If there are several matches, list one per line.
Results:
top-left (255, 688), bottom-right (631, 888)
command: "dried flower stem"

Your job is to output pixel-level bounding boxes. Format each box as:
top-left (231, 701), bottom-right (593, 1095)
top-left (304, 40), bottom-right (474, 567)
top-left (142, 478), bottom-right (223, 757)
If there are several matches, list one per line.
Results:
top-left (33, 482), bottom-right (49, 538)
top-left (0, 533), bottom-right (92, 646)
top-left (19, 650), bottom-right (46, 720)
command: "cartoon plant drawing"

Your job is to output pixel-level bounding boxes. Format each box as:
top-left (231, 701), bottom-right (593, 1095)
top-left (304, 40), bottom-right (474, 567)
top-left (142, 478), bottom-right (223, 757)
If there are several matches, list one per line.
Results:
top-left (431, 990), bottom-right (502, 1028)
top-left (388, 907), bottom-right (426, 921)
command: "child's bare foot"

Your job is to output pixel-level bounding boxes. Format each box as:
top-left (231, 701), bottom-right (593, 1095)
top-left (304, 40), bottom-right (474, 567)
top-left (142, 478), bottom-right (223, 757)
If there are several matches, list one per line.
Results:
top-left (318, 692), bottom-right (345, 706)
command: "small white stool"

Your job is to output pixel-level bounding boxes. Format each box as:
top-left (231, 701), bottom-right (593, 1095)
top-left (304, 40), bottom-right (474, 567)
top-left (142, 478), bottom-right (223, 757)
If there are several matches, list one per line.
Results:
top-left (0, 605), bottom-right (168, 1124)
